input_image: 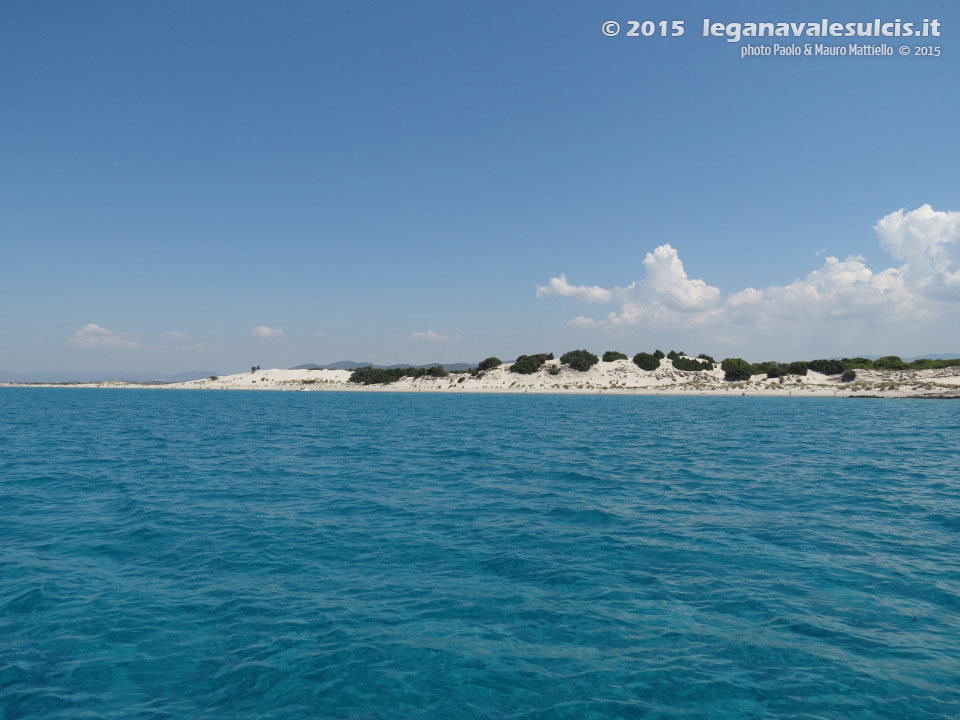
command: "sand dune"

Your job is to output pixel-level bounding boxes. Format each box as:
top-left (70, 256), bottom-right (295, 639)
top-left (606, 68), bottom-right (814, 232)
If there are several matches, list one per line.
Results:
top-left (8, 358), bottom-right (955, 397)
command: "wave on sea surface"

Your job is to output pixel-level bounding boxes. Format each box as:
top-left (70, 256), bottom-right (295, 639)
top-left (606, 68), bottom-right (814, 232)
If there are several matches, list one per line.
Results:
top-left (1, 389), bottom-right (959, 719)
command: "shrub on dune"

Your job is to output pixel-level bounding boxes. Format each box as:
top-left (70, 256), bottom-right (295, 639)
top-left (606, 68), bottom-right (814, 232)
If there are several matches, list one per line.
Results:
top-left (875, 355), bottom-right (907, 370)
top-left (672, 357), bottom-right (713, 372)
top-left (560, 349), bottom-right (599, 372)
top-left (602, 350), bottom-right (628, 362)
top-left (633, 352), bottom-right (661, 371)
top-left (721, 358), bottom-right (754, 382)
top-left (841, 357), bottom-right (876, 370)
top-left (477, 356), bottom-right (502, 371)
top-left (785, 361), bottom-right (808, 376)
top-left (510, 353), bottom-right (553, 374)
top-left (808, 359), bottom-right (845, 375)
top-left (349, 365), bottom-right (446, 385)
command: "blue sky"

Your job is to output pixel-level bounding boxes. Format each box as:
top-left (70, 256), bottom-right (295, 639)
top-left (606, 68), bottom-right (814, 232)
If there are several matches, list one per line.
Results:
top-left (2, 1), bottom-right (958, 377)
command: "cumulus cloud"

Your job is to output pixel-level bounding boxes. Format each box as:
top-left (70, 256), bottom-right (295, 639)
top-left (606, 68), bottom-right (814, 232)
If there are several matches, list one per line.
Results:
top-left (536, 274), bottom-right (636, 303)
top-left (641, 244), bottom-right (720, 311)
top-left (537, 275), bottom-right (612, 302)
top-left (164, 330), bottom-right (189, 340)
top-left (537, 205), bottom-right (960, 354)
top-left (69, 323), bottom-right (139, 348)
top-left (252, 326), bottom-right (284, 339)
top-left (541, 244), bottom-right (720, 328)
top-left (874, 204), bottom-right (960, 297)
top-left (411, 330), bottom-right (452, 342)
top-left (726, 256), bottom-right (913, 324)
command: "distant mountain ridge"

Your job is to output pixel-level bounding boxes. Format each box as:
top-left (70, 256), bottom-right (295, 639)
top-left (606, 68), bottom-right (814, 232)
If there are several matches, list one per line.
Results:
top-left (827, 354), bottom-right (960, 362)
top-left (291, 361), bottom-right (480, 371)
top-left (903, 354), bottom-right (960, 361)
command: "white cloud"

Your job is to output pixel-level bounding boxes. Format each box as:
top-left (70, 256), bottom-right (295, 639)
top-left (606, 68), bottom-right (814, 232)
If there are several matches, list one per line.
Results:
top-left (536, 275), bottom-right (613, 302)
top-left (411, 329), bottom-right (452, 342)
top-left (726, 256), bottom-right (914, 324)
top-left (547, 244), bottom-right (720, 328)
top-left (537, 205), bottom-right (960, 355)
top-left (536, 274), bottom-right (636, 303)
top-left (874, 204), bottom-right (960, 297)
top-left (641, 244), bottom-right (720, 311)
top-left (252, 326), bottom-right (284, 339)
top-left (69, 323), bottom-right (139, 348)
top-left (164, 330), bottom-right (189, 340)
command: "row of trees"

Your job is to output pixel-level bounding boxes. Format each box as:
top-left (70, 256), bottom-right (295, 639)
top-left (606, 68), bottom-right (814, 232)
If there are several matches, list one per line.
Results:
top-left (715, 356), bottom-right (948, 382)
top-left (632, 351), bottom-right (714, 372)
top-left (350, 353), bottom-right (955, 384)
top-left (349, 365), bottom-right (448, 385)
top-left (840, 356), bottom-right (960, 371)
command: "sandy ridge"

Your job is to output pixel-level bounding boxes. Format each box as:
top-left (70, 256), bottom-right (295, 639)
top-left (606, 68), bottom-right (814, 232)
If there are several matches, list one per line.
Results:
top-left (5, 359), bottom-right (960, 397)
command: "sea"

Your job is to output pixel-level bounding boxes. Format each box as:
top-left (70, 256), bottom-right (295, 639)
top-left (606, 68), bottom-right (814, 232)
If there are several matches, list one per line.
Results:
top-left (1, 389), bottom-right (958, 719)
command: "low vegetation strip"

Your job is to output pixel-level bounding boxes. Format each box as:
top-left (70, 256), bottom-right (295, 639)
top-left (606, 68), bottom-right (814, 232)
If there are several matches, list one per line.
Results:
top-left (349, 365), bottom-right (447, 385)
top-left (346, 352), bottom-right (960, 385)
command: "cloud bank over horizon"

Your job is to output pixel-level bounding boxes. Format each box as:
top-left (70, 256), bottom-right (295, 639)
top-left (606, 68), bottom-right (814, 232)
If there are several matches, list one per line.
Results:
top-left (537, 205), bottom-right (960, 356)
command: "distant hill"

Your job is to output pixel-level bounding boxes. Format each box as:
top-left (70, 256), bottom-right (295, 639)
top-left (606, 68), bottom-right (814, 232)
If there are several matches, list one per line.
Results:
top-left (291, 361), bottom-right (374, 370)
top-left (292, 361), bottom-right (479, 372)
top-left (827, 354), bottom-right (960, 362)
top-left (904, 354), bottom-right (960, 361)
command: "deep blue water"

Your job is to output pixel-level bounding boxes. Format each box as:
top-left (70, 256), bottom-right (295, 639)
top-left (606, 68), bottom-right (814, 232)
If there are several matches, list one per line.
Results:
top-left (1, 389), bottom-right (959, 720)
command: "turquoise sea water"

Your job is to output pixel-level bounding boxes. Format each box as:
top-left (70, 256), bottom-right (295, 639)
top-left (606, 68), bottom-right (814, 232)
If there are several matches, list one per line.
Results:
top-left (1, 389), bottom-right (959, 719)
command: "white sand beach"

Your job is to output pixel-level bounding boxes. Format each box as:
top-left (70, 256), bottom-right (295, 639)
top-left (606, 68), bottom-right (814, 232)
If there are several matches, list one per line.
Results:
top-left (5, 358), bottom-right (959, 398)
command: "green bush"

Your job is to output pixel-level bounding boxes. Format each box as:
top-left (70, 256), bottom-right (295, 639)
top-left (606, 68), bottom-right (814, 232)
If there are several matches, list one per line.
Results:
top-left (666, 350), bottom-right (680, 360)
top-left (764, 365), bottom-right (785, 379)
top-left (841, 369), bottom-right (857, 382)
top-left (809, 359), bottom-right (845, 375)
top-left (349, 366), bottom-right (400, 385)
top-left (908, 357), bottom-right (960, 370)
top-left (548, 366), bottom-right (561, 376)
top-left (348, 365), bottom-right (446, 385)
top-left (875, 355), bottom-right (907, 370)
top-left (510, 353), bottom-right (553, 374)
top-left (477, 356), bottom-right (502, 371)
top-left (653, 349), bottom-right (665, 359)
top-left (761, 361), bottom-right (807, 378)
top-left (672, 357), bottom-right (713, 371)
top-left (753, 361), bottom-right (779, 376)
top-left (602, 350), bottom-right (628, 362)
top-left (785, 361), bottom-right (808, 376)
top-left (721, 358), bottom-right (754, 382)
top-left (841, 357), bottom-right (876, 370)
top-left (697, 353), bottom-right (716, 363)
top-left (633, 352), bottom-right (661, 371)
top-left (560, 349), bottom-right (599, 372)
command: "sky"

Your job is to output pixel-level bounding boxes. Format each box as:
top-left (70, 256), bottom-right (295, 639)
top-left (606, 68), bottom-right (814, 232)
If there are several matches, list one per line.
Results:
top-left (1, 1), bottom-right (958, 378)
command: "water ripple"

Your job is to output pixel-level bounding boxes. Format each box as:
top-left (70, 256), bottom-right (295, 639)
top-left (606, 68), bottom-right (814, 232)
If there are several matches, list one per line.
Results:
top-left (1, 390), bottom-right (959, 719)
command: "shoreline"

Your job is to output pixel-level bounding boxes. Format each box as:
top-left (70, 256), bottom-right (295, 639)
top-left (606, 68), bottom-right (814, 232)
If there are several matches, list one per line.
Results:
top-left (3, 359), bottom-right (959, 399)
top-left (2, 386), bottom-right (958, 399)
